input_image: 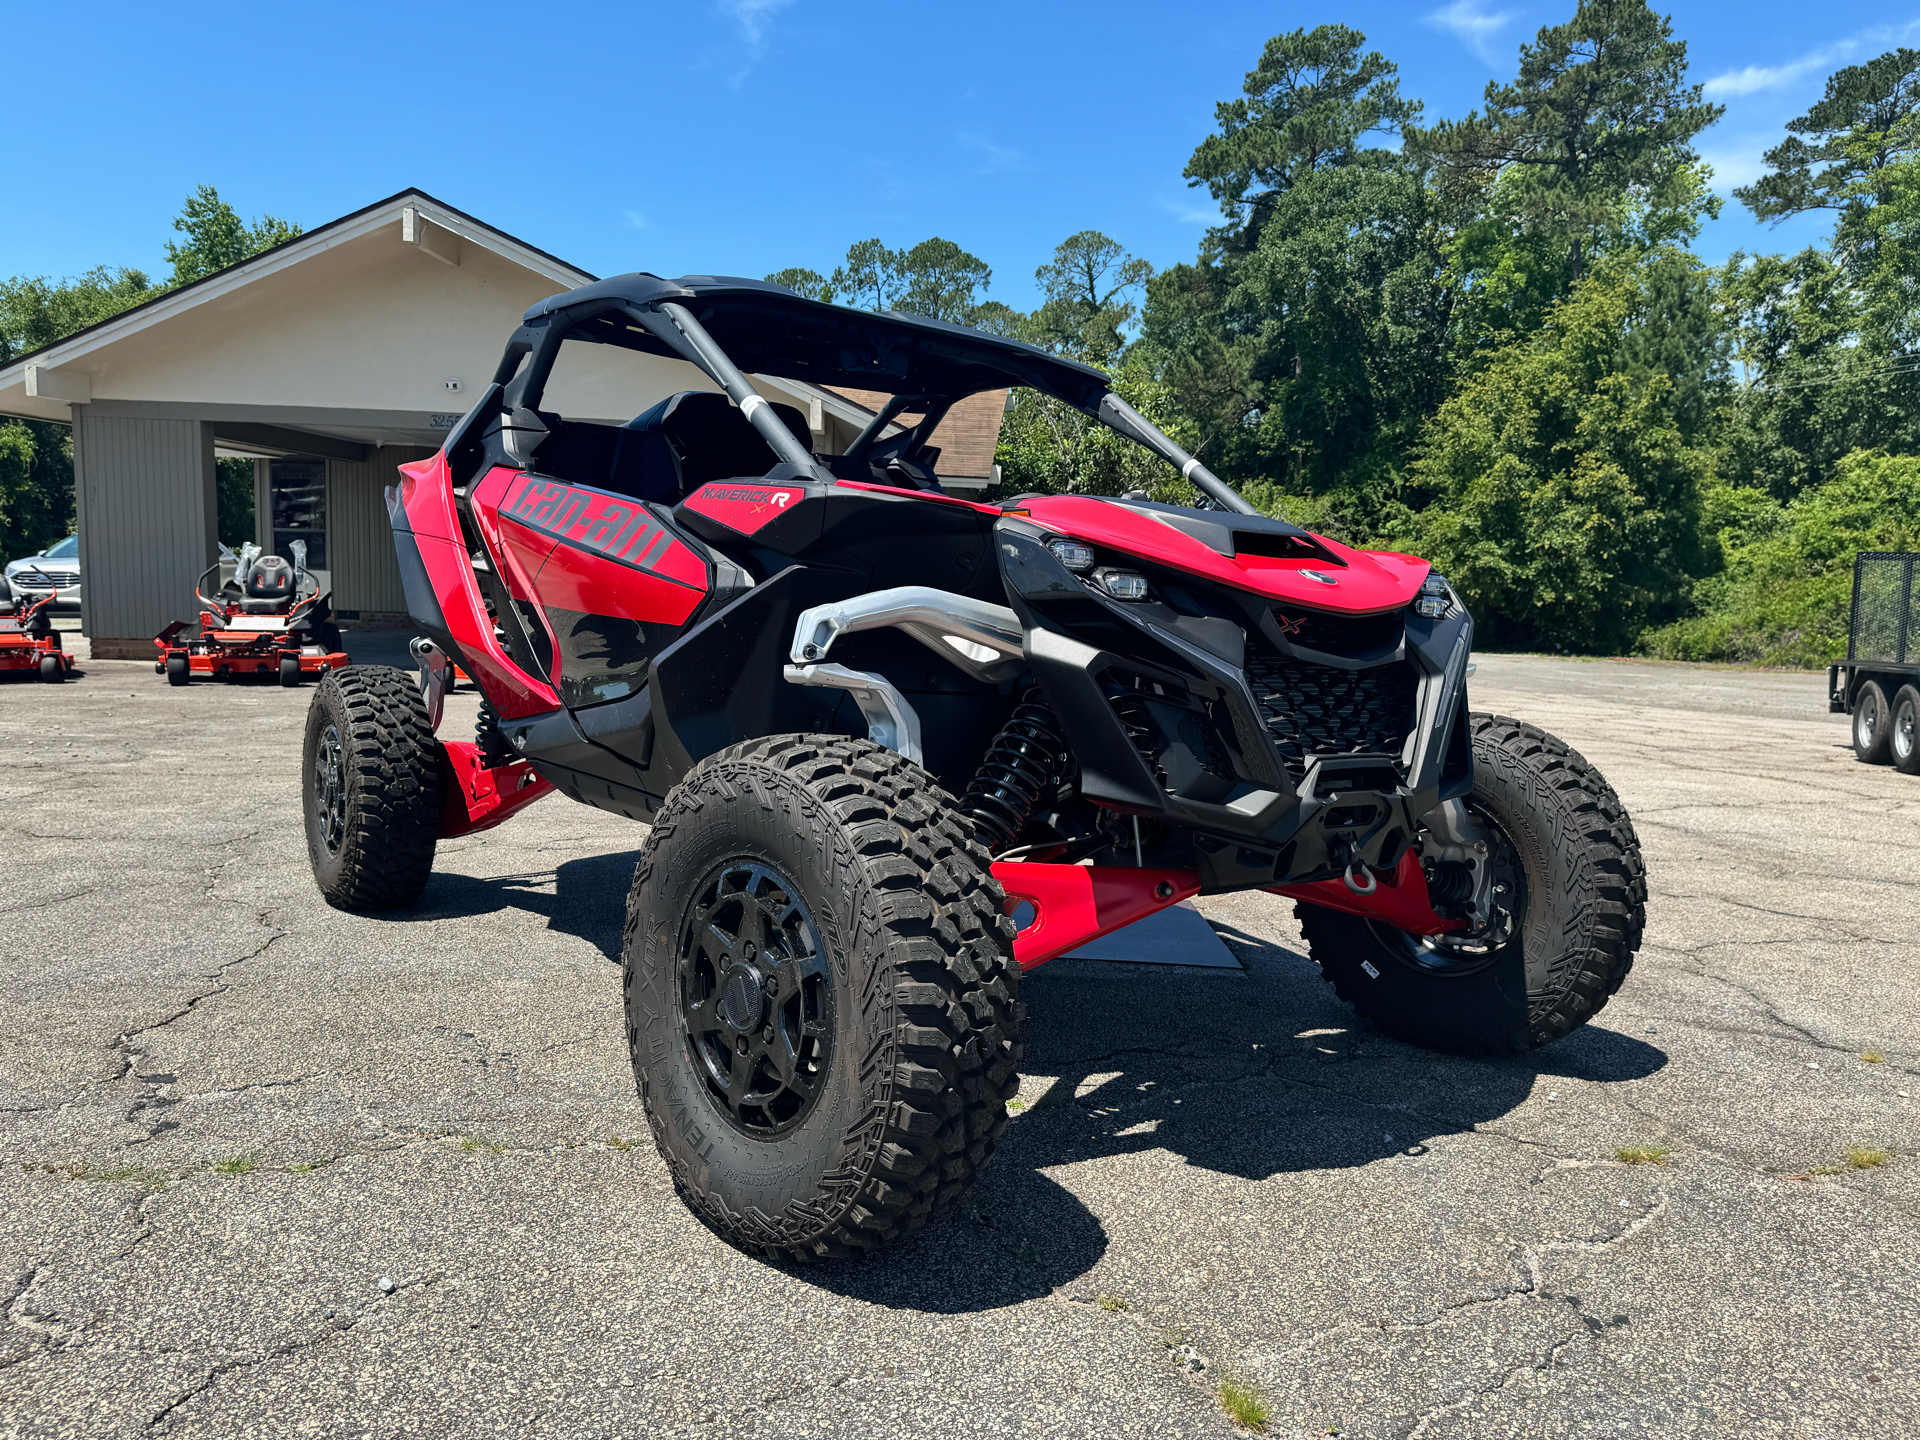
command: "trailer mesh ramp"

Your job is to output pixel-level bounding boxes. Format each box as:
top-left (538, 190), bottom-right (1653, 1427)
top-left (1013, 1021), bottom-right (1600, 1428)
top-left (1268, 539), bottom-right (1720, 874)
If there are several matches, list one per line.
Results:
top-left (1849, 552), bottom-right (1919, 665)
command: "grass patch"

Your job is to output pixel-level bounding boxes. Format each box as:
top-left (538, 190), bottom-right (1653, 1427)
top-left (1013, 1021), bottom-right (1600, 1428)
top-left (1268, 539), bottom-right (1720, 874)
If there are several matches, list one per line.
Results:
top-left (605, 1137), bottom-right (640, 1152)
top-left (458, 1134), bottom-right (507, 1154)
top-left (95, 1165), bottom-right (167, 1188)
top-left (1006, 1099), bottom-right (1027, 1112)
top-left (1158, 1326), bottom-right (1186, 1349)
top-left (1846, 1146), bottom-right (1890, 1170)
top-left (286, 1160), bottom-right (330, 1174)
top-left (209, 1154), bottom-right (257, 1176)
top-left (1861, 1051), bottom-right (1886, 1064)
top-left (1097, 1293), bottom-right (1129, 1313)
top-left (1218, 1374), bottom-right (1270, 1433)
top-left (1613, 1144), bottom-right (1674, 1166)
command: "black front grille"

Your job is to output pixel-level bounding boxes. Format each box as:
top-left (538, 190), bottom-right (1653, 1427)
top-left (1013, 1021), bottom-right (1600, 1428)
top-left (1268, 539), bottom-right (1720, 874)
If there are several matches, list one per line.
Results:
top-left (1244, 649), bottom-right (1417, 783)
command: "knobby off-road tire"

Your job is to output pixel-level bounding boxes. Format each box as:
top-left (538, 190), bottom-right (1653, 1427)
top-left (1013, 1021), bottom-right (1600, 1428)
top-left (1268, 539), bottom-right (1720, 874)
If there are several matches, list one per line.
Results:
top-left (624, 735), bottom-right (1021, 1260)
top-left (303, 665), bottom-right (441, 911)
top-left (1892, 685), bottom-right (1919, 775)
top-left (1299, 713), bottom-right (1646, 1055)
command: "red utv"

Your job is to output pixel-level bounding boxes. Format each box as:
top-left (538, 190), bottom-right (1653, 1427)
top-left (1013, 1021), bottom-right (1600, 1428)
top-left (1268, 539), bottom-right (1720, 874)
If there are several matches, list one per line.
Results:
top-left (0, 570), bottom-right (75, 682)
top-left (302, 276), bottom-right (1646, 1259)
top-left (156, 543), bottom-right (348, 686)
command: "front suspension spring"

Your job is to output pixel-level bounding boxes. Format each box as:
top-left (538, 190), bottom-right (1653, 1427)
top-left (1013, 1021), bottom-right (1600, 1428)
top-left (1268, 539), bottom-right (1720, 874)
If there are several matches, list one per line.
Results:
top-left (962, 691), bottom-right (1069, 851)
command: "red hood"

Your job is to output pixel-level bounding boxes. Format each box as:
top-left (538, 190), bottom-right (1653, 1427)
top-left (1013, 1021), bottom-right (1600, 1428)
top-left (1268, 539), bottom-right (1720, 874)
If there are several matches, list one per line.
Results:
top-left (1017, 495), bottom-right (1428, 614)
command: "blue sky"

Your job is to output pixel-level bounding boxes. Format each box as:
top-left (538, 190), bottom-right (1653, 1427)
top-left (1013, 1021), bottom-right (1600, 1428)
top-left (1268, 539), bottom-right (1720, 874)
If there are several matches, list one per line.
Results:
top-left (2, 0), bottom-right (1914, 311)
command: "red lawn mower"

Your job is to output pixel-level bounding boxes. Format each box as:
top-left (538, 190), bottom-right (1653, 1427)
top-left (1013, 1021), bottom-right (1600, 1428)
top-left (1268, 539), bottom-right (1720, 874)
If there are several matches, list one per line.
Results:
top-left (0, 570), bottom-right (75, 682)
top-left (301, 274), bottom-right (1647, 1260)
top-left (155, 542), bottom-right (348, 687)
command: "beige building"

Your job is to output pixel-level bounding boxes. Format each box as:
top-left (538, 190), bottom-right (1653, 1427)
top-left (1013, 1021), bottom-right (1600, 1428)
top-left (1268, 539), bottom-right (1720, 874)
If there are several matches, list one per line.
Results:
top-left (0, 190), bottom-right (1005, 657)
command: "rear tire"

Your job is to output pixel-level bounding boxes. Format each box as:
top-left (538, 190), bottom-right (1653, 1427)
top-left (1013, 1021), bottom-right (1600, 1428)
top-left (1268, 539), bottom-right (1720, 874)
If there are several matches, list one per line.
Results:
top-left (1298, 714), bottom-right (1645, 1055)
top-left (624, 735), bottom-right (1021, 1259)
top-left (303, 666), bottom-right (441, 911)
top-left (165, 654), bottom-right (189, 687)
top-left (1853, 681), bottom-right (1892, 764)
top-left (1892, 686), bottom-right (1919, 775)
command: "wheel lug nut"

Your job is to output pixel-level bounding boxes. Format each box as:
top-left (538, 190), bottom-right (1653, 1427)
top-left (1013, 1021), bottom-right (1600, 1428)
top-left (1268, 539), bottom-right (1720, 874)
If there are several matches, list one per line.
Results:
top-left (761, 1026), bottom-right (775, 1044)
top-left (735, 1036), bottom-right (749, 1055)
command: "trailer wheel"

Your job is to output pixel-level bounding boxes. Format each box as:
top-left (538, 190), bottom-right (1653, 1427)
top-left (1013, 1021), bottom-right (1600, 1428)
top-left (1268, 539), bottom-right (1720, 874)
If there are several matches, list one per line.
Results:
top-left (624, 735), bottom-right (1020, 1259)
top-left (38, 654), bottom-right (63, 683)
top-left (1298, 714), bottom-right (1645, 1056)
top-left (1852, 681), bottom-right (1893, 764)
top-left (1892, 686), bottom-right (1918, 775)
top-left (165, 654), bottom-right (189, 687)
top-left (303, 666), bottom-right (441, 911)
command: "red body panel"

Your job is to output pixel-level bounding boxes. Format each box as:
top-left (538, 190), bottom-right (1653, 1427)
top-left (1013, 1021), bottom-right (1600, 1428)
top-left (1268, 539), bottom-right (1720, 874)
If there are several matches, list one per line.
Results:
top-left (436, 740), bottom-right (556, 838)
top-left (531, 531), bottom-right (706, 626)
top-left (1268, 849), bottom-right (1460, 934)
top-left (396, 456), bottom-right (559, 719)
top-left (992, 861), bottom-right (1202, 970)
top-left (1018, 494), bottom-right (1429, 614)
top-left (679, 481), bottom-right (809, 535)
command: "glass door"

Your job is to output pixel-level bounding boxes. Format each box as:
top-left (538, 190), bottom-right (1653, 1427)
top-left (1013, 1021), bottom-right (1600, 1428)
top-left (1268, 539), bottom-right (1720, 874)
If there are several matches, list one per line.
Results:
top-left (268, 459), bottom-right (328, 591)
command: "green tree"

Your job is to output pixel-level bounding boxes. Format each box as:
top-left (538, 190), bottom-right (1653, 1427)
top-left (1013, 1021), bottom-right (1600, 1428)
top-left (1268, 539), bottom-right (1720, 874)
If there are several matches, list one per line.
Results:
top-left (1640, 450), bottom-right (1920, 666)
top-left (1433, 0), bottom-right (1722, 285)
top-left (1399, 254), bottom-right (1712, 652)
top-left (1183, 24), bottom-right (1419, 253)
top-left (764, 266), bottom-right (833, 300)
top-left (164, 184), bottom-right (302, 286)
top-left (1029, 231), bottom-right (1153, 364)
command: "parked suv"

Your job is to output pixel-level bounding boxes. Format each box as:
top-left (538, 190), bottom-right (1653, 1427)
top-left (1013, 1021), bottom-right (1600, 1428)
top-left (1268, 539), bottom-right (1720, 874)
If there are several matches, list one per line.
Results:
top-left (5, 534), bottom-right (80, 612)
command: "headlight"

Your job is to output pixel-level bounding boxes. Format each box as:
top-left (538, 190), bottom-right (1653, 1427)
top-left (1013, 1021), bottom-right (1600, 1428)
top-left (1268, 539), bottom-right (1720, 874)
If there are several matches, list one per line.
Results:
top-left (1048, 539), bottom-right (1096, 573)
top-left (1094, 568), bottom-right (1150, 601)
top-left (1414, 573), bottom-right (1453, 619)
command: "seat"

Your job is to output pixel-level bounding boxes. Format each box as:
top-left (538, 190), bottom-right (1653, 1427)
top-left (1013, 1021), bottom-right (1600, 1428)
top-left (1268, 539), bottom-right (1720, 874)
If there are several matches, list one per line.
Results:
top-left (605, 390), bottom-right (813, 502)
top-left (238, 555), bottom-right (297, 614)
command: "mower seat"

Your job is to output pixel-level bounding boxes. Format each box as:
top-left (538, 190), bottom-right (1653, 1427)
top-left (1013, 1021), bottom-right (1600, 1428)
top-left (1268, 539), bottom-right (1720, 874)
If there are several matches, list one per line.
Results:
top-left (239, 556), bottom-right (297, 614)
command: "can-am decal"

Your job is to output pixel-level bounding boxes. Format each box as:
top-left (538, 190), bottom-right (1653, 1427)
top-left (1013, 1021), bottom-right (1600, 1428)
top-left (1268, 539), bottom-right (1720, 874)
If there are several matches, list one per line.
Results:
top-left (681, 482), bottom-right (805, 534)
top-left (502, 476), bottom-right (690, 582)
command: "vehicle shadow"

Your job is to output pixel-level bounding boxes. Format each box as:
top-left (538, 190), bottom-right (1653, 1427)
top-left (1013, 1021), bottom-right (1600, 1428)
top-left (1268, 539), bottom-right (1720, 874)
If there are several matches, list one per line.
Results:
top-left (798, 935), bottom-right (1666, 1314)
top-left (398, 852), bottom-right (637, 963)
top-left (388, 863), bottom-right (1667, 1314)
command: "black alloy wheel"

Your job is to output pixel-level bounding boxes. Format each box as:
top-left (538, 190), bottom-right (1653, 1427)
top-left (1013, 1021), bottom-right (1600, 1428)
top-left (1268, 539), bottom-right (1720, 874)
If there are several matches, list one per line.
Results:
top-left (1368, 800), bottom-right (1526, 980)
top-left (678, 858), bottom-right (834, 1137)
top-left (313, 722), bottom-right (347, 855)
top-left (1892, 686), bottom-right (1919, 776)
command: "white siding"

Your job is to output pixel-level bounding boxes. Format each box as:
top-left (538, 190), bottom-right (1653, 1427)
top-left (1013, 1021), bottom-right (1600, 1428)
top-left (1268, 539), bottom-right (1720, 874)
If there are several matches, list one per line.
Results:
top-left (327, 447), bottom-right (435, 614)
top-left (73, 413), bottom-right (216, 642)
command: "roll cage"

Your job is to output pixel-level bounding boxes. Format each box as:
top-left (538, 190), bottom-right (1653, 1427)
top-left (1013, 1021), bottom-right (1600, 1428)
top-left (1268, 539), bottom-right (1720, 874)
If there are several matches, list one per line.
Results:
top-left (442, 273), bottom-right (1256, 515)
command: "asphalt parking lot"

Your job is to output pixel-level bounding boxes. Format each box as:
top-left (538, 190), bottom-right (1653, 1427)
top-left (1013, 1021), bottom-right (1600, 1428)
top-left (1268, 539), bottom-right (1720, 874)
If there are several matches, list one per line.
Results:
top-left (1, 641), bottom-right (1914, 1438)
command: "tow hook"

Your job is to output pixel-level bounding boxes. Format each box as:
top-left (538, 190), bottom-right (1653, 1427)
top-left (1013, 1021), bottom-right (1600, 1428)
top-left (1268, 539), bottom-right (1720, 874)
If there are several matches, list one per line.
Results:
top-left (1342, 860), bottom-right (1378, 896)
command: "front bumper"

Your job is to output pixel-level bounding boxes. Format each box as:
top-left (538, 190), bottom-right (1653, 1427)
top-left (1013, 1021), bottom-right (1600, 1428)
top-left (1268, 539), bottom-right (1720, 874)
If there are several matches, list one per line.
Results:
top-left (996, 519), bottom-right (1475, 892)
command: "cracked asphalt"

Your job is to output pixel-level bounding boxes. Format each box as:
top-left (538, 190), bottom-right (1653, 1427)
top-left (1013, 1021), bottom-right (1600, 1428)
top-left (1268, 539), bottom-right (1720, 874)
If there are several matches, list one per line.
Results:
top-left (0, 644), bottom-right (1914, 1438)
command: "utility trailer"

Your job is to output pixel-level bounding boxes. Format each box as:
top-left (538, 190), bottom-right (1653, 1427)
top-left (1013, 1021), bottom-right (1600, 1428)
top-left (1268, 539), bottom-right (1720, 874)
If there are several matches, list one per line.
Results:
top-left (1828, 551), bottom-right (1919, 773)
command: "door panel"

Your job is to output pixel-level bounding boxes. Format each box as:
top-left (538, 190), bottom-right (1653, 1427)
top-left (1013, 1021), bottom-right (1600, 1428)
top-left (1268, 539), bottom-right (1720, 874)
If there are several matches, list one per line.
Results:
top-left (494, 473), bottom-right (712, 710)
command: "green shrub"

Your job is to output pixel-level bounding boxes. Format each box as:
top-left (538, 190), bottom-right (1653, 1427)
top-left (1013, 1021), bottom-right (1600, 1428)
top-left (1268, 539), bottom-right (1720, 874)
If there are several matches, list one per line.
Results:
top-left (1639, 450), bottom-right (1919, 667)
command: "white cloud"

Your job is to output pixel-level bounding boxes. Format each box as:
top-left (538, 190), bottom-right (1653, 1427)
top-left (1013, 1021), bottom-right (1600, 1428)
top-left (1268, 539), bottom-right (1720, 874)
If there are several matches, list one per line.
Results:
top-left (716, 0), bottom-right (793, 44)
top-left (1697, 143), bottom-right (1771, 193)
top-left (958, 133), bottom-right (1031, 174)
top-left (1703, 22), bottom-right (1919, 99)
top-left (1424, 0), bottom-right (1513, 65)
top-left (1156, 194), bottom-right (1221, 227)
top-left (624, 211), bottom-right (649, 230)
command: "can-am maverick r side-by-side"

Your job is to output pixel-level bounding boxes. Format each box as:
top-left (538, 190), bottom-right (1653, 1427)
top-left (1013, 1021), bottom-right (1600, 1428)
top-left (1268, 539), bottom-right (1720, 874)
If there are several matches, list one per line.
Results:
top-left (302, 274), bottom-right (1646, 1259)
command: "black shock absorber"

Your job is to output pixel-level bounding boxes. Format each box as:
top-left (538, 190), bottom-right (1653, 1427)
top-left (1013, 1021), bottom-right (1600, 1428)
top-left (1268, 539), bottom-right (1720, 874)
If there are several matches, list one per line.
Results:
top-left (963, 691), bottom-right (1069, 851)
top-left (475, 698), bottom-right (515, 768)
